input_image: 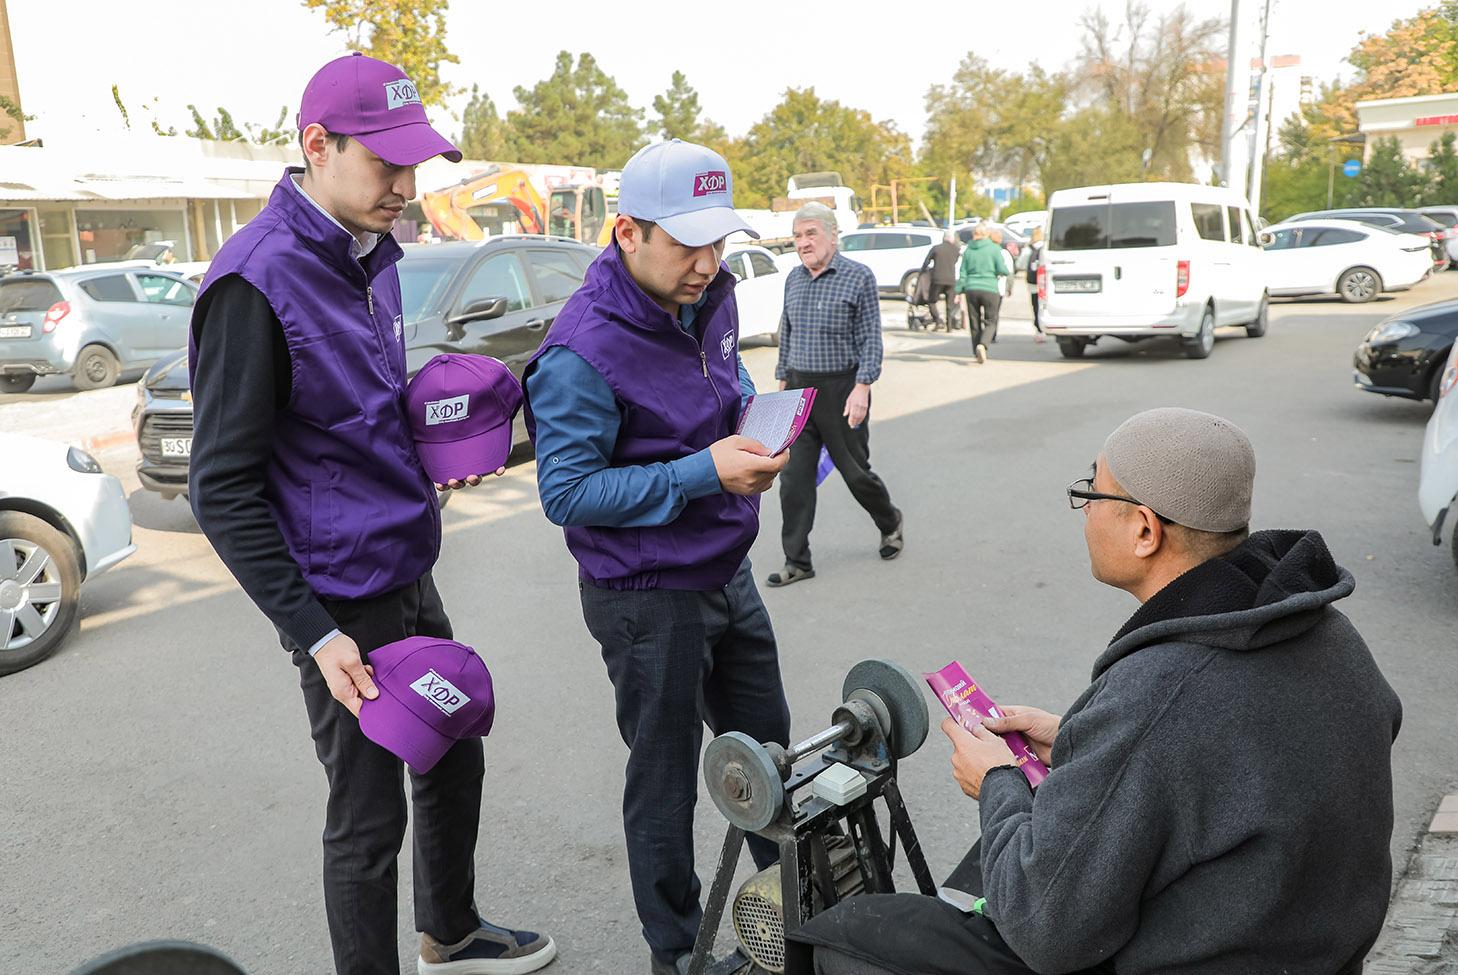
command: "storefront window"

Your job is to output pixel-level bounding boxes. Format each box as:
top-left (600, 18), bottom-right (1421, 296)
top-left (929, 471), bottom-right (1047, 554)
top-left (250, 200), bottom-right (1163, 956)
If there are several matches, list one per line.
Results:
top-left (37, 207), bottom-right (77, 271)
top-left (73, 208), bottom-right (188, 264)
top-left (0, 208), bottom-right (38, 271)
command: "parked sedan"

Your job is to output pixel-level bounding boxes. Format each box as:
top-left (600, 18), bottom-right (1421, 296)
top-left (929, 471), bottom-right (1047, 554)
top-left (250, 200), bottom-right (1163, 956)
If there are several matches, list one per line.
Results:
top-left (134, 235), bottom-right (597, 498)
top-left (1416, 206), bottom-right (1458, 264)
top-left (0, 433), bottom-right (135, 675)
top-left (0, 266), bottom-right (197, 393)
top-left (1287, 208), bottom-right (1451, 272)
top-left (838, 227), bottom-right (939, 297)
top-left (1261, 219), bottom-right (1432, 302)
top-left (1352, 299), bottom-right (1458, 402)
top-left (1419, 340), bottom-right (1458, 571)
top-left (724, 244), bottom-right (787, 343)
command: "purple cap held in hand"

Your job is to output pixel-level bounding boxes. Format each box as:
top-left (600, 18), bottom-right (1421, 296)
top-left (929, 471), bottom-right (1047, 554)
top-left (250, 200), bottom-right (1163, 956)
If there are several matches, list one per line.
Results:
top-left (298, 52), bottom-right (462, 166)
top-left (359, 636), bottom-right (495, 774)
top-left (406, 354), bottom-right (524, 484)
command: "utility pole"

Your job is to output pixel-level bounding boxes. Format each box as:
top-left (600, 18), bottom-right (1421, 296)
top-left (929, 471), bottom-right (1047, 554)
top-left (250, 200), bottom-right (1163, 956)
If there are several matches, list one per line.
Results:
top-left (1247, 0), bottom-right (1275, 218)
top-left (1218, 0), bottom-right (1246, 192)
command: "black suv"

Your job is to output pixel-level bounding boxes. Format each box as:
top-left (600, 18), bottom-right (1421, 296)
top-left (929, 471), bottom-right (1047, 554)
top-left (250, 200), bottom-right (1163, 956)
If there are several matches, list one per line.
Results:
top-left (133, 235), bottom-right (598, 499)
top-left (1287, 208), bottom-right (1451, 271)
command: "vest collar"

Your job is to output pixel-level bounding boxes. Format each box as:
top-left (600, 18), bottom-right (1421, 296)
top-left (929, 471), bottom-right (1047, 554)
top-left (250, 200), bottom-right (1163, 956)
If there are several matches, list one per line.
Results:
top-left (269, 168), bottom-right (402, 282)
top-left (596, 239), bottom-right (734, 333)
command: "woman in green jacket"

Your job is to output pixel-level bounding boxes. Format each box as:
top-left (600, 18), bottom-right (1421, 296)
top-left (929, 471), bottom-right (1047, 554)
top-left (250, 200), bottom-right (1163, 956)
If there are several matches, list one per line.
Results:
top-left (957, 223), bottom-right (1008, 363)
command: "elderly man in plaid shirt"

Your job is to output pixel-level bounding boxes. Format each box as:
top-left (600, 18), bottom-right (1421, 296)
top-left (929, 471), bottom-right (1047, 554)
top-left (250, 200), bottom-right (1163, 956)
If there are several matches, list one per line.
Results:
top-left (767, 203), bottom-right (905, 588)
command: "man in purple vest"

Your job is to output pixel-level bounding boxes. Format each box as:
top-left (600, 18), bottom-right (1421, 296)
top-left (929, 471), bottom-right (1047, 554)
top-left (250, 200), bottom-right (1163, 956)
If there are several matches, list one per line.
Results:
top-left (523, 140), bottom-right (793, 975)
top-left (188, 55), bottom-right (555, 975)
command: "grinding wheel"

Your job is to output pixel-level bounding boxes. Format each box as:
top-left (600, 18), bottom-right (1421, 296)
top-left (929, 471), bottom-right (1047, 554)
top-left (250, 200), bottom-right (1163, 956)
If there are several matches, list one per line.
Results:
top-left (703, 731), bottom-right (786, 832)
top-left (842, 659), bottom-right (930, 759)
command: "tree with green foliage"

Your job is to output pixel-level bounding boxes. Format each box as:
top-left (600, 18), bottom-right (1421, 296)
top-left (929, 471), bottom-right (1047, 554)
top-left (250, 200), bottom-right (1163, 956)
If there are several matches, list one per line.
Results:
top-left (301, 0), bottom-right (459, 107)
top-left (1355, 136), bottom-right (1430, 207)
top-left (726, 88), bottom-right (914, 212)
top-left (0, 95), bottom-right (34, 142)
top-left (186, 105), bottom-right (292, 145)
top-left (457, 85), bottom-right (509, 160)
top-left (1428, 131), bottom-right (1458, 202)
top-left (500, 52), bottom-right (645, 169)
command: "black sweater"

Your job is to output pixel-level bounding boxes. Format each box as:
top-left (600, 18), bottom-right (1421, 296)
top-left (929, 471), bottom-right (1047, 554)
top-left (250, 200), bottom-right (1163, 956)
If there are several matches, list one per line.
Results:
top-left (188, 274), bottom-right (338, 651)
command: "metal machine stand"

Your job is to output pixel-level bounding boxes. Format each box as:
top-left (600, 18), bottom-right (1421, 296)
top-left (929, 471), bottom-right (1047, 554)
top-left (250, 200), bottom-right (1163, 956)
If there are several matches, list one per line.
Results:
top-left (689, 660), bottom-right (938, 975)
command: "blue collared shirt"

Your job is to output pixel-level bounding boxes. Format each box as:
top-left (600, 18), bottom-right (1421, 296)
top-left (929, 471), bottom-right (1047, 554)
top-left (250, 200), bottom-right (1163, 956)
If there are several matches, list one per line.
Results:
top-left (775, 251), bottom-right (883, 385)
top-left (528, 294), bottom-right (755, 528)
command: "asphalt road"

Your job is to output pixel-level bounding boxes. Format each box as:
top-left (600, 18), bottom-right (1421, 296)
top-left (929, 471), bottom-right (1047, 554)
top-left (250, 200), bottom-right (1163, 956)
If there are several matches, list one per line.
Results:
top-left (4, 278), bottom-right (1457, 974)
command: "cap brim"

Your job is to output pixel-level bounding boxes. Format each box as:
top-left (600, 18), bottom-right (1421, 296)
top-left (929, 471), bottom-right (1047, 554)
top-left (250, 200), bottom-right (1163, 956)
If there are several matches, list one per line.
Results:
top-left (360, 690), bottom-right (454, 774)
top-left (353, 121), bottom-right (463, 166)
top-left (415, 422), bottom-right (513, 484)
top-left (656, 207), bottom-right (760, 247)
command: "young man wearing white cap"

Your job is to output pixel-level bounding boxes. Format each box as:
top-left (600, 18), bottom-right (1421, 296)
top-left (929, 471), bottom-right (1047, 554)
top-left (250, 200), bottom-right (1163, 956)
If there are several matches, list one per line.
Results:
top-left (523, 140), bottom-right (793, 975)
top-left (792, 408), bottom-right (1401, 975)
top-left (189, 54), bottom-right (554, 975)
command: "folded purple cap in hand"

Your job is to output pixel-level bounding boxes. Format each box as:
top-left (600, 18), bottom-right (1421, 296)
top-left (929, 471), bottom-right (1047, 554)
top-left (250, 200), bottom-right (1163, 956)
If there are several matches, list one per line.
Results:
top-left (406, 354), bottom-right (524, 484)
top-left (359, 636), bottom-right (495, 774)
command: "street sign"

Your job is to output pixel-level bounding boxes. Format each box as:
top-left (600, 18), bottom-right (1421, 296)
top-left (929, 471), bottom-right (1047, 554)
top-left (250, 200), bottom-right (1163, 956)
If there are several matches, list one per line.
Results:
top-left (1343, 159), bottom-right (1362, 178)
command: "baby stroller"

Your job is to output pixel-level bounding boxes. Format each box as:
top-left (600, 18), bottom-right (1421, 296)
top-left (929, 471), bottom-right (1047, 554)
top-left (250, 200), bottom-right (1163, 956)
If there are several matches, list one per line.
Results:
top-left (905, 258), bottom-right (957, 331)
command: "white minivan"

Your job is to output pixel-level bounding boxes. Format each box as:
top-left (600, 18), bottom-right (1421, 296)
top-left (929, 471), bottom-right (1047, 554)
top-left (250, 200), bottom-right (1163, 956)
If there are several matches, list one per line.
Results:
top-left (1039, 183), bottom-right (1268, 360)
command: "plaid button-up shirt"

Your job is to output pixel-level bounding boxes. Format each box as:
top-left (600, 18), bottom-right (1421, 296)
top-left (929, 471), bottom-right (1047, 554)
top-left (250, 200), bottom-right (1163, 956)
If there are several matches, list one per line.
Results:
top-left (775, 252), bottom-right (883, 385)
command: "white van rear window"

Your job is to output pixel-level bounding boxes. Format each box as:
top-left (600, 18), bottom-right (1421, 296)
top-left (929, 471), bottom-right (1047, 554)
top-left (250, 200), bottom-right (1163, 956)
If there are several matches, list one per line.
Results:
top-left (1050, 201), bottom-right (1176, 250)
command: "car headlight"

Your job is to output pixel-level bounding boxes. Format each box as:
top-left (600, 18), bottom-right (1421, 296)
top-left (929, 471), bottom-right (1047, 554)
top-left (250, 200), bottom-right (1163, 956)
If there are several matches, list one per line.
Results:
top-left (1369, 321), bottom-right (1419, 344)
top-left (66, 446), bottom-right (103, 474)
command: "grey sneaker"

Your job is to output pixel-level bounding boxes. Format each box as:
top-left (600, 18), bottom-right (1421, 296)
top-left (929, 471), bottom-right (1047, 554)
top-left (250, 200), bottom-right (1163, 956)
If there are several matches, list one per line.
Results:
top-left (879, 509), bottom-right (905, 561)
top-left (419, 918), bottom-right (557, 974)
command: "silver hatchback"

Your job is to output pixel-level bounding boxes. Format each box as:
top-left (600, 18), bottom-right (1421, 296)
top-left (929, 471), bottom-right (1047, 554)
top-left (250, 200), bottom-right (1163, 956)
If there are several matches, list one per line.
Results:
top-left (0, 267), bottom-right (198, 394)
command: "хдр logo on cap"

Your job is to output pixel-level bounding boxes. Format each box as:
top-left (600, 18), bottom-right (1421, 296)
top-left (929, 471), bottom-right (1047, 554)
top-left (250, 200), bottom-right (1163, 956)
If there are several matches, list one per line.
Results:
top-left (385, 79), bottom-right (422, 110)
top-left (693, 171), bottom-right (727, 197)
top-left (410, 669), bottom-right (471, 715)
top-left (425, 394), bottom-right (469, 426)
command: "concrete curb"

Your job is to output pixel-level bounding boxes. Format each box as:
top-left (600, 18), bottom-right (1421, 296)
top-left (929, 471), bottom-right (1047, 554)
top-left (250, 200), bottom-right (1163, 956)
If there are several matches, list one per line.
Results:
top-left (1366, 793), bottom-right (1458, 972)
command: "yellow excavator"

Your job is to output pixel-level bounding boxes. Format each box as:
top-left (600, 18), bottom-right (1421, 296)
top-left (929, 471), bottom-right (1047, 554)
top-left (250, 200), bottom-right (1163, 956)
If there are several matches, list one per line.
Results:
top-left (422, 166), bottom-right (613, 246)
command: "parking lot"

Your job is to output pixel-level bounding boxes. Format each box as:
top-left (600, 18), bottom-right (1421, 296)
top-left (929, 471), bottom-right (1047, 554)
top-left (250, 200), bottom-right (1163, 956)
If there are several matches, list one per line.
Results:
top-left (3, 277), bottom-right (1458, 973)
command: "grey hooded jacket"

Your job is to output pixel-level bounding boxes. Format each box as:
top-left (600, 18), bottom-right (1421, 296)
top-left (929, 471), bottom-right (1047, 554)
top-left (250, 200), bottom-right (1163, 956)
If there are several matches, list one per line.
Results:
top-left (976, 529), bottom-right (1402, 973)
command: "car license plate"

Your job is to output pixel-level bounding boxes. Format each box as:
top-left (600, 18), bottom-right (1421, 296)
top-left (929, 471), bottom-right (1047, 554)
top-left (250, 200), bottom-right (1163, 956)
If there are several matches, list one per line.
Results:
top-left (1054, 276), bottom-right (1102, 294)
top-left (0, 325), bottom-right (31, 338)
top-left (161, 437), bottom-right (192, 459)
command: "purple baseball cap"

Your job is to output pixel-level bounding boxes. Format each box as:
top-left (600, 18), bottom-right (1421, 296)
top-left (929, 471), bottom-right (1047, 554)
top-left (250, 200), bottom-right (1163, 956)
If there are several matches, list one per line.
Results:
top-left (298, 52), bottom-right (462, 166)
top-left (406, 354), bottom-right (523, 483)
top-left (359, 636), bottom-right (495, 774)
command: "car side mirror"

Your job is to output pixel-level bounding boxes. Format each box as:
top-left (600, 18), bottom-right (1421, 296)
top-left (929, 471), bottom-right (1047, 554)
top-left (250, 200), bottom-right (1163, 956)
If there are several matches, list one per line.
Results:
top-left (449, 296), bottom-right (508, 325)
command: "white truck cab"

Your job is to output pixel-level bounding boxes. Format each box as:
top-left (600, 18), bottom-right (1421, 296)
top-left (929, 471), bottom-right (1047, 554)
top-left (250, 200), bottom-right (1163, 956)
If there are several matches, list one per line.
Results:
top-left (1039, 182), bottom-right (1268, 360)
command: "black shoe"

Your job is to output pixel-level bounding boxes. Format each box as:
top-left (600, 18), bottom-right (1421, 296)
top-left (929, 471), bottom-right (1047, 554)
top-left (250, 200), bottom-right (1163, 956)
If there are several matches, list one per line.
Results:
top-left (879, 509), bottom-right (904, 561)
top-left (766, 564), bottom-right (816, 587)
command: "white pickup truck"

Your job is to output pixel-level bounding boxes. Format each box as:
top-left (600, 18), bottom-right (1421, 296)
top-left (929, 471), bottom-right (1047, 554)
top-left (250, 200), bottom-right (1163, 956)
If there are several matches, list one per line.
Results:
top-left (732, 172), bottom-right (861, 252)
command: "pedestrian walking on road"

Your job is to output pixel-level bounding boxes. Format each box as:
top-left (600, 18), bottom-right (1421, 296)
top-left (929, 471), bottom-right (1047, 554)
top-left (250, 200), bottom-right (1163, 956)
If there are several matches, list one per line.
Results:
top-left (1027, 225), bottom-right (1047, 344)
top-left (522, 140), bottom-right (793, 975)
top-left (958, 223), bottom-right (1007, 363)
top-left (919, 230), bottom-right (962, 331)
top-left (990, 226), bottom-right (1016, 302)
top-left (187, 54), bottom-right (556, 975)
top-left (768, 202), bottom-right (905, 588)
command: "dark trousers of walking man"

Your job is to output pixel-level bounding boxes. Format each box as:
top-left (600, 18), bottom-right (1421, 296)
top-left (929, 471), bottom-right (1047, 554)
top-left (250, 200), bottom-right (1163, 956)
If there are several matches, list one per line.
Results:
top-left (928, 282), bottom-right (958, 330)
top-left (965, 289), bottom-right (1001, 350)
top-left (780, 368), bottom-right (899, 572)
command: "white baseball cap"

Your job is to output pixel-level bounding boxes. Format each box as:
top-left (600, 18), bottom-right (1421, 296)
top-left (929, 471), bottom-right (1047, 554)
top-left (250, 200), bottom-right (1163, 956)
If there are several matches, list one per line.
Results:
top-left (616, 139), bottom-right (759, 247)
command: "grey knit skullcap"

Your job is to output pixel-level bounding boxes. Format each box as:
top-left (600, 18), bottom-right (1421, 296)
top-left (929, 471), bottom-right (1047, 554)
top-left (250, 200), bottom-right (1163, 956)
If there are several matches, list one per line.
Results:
top-left (1102, 408), bottom-right (1255, 532)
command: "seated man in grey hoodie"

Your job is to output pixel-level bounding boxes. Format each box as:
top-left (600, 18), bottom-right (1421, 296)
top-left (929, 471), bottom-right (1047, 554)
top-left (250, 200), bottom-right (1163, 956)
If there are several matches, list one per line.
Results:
top-left (792, 407), bottom-right (1402, 975)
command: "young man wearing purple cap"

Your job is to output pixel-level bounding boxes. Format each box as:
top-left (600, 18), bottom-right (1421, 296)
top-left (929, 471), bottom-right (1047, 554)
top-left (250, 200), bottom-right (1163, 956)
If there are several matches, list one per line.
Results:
top-left (188, 54), bottom-right (555, 975)
top-left (523, 139), bottom-right (793, 975)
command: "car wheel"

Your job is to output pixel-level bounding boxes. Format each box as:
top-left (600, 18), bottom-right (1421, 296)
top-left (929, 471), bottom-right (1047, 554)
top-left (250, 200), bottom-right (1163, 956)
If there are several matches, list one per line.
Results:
top-left (72, 345), bottom-right (120, 390)
top-left (901, 272), bottom-right (919, 300)
top-left (1245, 295), bottom-right (1269, 338)
top-left (1056, 337), bottom-right (1088, 358)
top-left (1338, 267), bottom-right (1381, 303)
top-left (0, 373), bottom-right (37, 394)
top-left (0, 512), bottom-right (82, 677)
top-left (1183, 307), bottom-right (1216, 359)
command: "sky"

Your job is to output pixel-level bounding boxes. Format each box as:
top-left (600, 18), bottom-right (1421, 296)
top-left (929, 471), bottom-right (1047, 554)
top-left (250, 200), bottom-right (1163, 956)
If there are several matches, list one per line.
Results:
top-left (8, 0), bottom-right (1440, 148)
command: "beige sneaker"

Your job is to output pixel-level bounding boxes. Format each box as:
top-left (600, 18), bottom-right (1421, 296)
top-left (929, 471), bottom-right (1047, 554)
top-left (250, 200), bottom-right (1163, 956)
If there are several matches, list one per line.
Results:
top-left (975, 344), bottom-right (988, 364)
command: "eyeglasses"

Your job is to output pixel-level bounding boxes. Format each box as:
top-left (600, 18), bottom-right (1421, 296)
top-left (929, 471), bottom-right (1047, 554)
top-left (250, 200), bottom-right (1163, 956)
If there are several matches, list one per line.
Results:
top-left (1066, 478), bottom-right (1174, 524)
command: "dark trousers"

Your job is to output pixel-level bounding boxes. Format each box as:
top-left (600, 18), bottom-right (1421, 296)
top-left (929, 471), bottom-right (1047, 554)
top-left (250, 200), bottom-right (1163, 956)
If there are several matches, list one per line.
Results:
top-left (780, 369), bottom-right (900, 572)
top-left (579, 559), bottom-right (792, 963)
top-left (285, 573), bottom-right (484, 975)
top-left (928, 283), bottom-right (957, 328)
top-left (1028, 291), bottom-right (1042, 333)
top-left (808, 841), bottom-right (1116, 975)
top-left (963, 290), bottom-right (1001, 349)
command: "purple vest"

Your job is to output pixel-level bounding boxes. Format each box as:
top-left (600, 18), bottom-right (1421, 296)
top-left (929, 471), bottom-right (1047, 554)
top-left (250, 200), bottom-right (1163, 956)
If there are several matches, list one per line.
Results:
top-left (191, 169), bottom-right (440, 600)
top-left (524, 243), bottom-right (758, 591)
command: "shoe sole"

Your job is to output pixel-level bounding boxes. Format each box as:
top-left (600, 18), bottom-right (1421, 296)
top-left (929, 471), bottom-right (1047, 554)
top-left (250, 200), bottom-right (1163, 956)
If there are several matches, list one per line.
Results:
top-left (766, 570), bottom-right (816, 588)
top-left (419, 937), bottom-right (558, 975)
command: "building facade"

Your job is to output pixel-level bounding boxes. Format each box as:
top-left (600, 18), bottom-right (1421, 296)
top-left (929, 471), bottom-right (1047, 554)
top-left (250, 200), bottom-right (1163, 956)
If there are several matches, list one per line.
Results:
top-left (1356, 92), bottom-right (1458, 164)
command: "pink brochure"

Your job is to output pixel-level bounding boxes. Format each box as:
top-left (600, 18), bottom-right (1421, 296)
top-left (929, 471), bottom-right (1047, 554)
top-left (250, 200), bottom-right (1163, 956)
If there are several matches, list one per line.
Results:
top-left (925, 661), bottom-right (1049, 789)
top-left (736, 388), bottom-right (818, 457)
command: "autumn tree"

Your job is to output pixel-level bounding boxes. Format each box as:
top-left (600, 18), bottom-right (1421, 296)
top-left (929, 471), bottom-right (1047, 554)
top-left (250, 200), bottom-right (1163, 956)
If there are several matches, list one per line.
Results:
top-left (457, 85), bottom-right (509, 160)
top-left (500, 52), bottom-right (645, 169)
top-left (301, 0), bottom-right (460, 107)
